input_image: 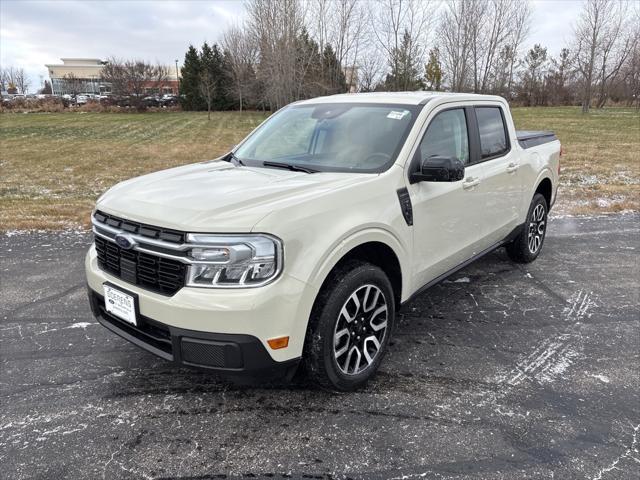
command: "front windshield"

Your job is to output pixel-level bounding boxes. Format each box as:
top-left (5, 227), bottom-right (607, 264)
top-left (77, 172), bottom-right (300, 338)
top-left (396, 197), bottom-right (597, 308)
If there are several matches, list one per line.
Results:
top-left (234, 103), bottom-right (421, 173)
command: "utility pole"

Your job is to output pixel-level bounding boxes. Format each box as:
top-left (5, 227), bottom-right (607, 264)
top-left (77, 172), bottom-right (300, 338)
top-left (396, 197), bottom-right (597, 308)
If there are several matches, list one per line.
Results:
top-left (175, 59), bottom-right (179, 95)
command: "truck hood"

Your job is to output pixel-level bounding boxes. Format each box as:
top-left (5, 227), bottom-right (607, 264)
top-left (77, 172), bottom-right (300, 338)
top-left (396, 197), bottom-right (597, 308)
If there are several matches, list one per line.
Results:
top-left (97, 161), bottom-right (368, 232)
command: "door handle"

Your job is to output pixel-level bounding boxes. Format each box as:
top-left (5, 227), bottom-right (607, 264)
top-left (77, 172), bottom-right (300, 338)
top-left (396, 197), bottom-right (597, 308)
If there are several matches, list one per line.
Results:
top-left (462, 177), bottom-right (481, 190)
top-left (506, 162), bottom-right (519, 173)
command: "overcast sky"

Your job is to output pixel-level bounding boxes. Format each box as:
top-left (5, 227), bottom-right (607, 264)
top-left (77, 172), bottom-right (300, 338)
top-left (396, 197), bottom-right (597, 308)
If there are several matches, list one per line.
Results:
top-left (1, 0), bottom-right (583, 92)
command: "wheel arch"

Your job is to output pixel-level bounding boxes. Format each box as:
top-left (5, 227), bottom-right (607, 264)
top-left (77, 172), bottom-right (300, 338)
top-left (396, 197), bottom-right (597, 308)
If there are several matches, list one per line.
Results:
top-left (535, 176), bottom-right (553, 209)
top-left (308, 230), bottom-right (408, 309)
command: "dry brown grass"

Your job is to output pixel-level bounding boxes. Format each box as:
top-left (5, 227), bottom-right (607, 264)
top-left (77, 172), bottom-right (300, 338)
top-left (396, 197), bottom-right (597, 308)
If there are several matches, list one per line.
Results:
top-left (511, 107), bottom-right (640, 215)
top-left (1, 107), bottom-right (638, 231)
top-left (0, 111), bottom-right (268, 230)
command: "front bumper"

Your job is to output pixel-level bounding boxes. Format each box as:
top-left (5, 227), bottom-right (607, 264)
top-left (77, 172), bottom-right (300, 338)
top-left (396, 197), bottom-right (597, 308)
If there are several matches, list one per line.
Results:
top-left (87, 289), bottom-right (299, 379)
top-left (85, 245), bottom-right (318, 372)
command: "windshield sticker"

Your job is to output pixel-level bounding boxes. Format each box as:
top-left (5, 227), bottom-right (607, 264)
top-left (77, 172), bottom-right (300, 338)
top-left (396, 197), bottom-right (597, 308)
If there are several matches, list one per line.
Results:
top-left (387, 110), bottom-right (409, 120)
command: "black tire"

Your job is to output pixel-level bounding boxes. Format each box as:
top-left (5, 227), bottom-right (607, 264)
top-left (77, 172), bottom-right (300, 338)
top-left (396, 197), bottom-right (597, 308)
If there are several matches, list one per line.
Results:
top-left (303, 260), bottom-right (395, 391)
top-left (506, 193), bottom-right (548, 263)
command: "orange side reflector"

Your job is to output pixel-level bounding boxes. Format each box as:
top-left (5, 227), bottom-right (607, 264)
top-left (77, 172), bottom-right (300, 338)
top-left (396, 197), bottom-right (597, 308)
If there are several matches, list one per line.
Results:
top-left (267, 336), bottom-right (289, 350)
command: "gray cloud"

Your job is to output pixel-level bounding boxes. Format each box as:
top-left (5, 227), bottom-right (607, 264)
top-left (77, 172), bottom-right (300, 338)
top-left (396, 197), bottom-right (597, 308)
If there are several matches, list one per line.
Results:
top-left (1, 0), bottom-right (582, 93)
top-left (1, 0), bottom-right (246, 90)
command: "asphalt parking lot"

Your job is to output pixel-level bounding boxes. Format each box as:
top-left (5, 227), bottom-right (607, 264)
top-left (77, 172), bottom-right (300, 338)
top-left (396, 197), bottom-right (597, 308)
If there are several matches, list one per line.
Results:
top-left (1, 213), bottom-right (638, 480)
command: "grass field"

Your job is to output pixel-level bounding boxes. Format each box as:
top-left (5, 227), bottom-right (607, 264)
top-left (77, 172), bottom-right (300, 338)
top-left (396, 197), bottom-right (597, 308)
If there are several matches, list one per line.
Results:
top-left (511, 107), bottom-right (640, 215)
top-left (1, 107), bottom-right (638, 230)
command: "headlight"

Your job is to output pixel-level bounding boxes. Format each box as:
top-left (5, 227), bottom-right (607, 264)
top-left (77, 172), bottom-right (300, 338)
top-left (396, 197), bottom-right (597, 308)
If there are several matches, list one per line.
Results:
top-left (185, 234), bottom-right (282, 288)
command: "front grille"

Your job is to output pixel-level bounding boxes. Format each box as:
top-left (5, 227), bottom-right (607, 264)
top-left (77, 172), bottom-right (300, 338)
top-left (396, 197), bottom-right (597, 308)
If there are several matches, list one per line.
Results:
top-left (94, 210), bottom-right (185, 243)
top-left (95, 236), bottom-right (186, 296)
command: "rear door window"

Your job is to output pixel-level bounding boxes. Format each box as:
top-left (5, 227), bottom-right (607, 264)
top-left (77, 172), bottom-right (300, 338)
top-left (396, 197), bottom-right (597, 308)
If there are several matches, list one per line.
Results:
top-left (475, 107), bottom-right (509, 159)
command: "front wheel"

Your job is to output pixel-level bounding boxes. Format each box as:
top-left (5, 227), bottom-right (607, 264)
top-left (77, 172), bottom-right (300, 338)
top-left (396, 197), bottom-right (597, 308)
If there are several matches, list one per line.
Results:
top-left (506, 193), bottom-right (548, 263)
top-left (303, 261), bottom-right (395, 391)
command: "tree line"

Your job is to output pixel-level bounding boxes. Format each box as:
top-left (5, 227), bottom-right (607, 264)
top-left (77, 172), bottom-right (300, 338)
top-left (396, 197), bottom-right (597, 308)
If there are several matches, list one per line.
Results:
top-left (180, 0), bottom-right (638, 113)
top-left (3, 0), bottom-right (637, 112)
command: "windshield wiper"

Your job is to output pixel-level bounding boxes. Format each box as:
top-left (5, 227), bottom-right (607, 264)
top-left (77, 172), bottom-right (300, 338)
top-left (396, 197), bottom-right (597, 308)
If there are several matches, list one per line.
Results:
top-left (226, 151), bottom-right (245, 166)
top-left (262, 161), bottom-right (318, 173)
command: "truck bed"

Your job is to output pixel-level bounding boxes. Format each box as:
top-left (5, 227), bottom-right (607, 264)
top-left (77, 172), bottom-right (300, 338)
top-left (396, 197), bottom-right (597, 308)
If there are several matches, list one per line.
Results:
top-left (516, 130), bottom-right (558, 149)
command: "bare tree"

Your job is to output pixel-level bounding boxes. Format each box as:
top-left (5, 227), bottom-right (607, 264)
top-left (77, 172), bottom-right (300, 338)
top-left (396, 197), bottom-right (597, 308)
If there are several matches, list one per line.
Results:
top-left (12, 67), bottom-right (31, 94)
top-left (478, 0), bottom-right (530, 94)
top-left (63, 73), bottom-right (83, 96)
top-left (0, 67), bottom-right (8, 93)
top-left (369, 0), bottom-right (435, 91)
top-left (438, 0), bottom-right (475, 91)
top-left (199, 69), bottom-right (216, 120)
top-left (504, 1), bottom-right (531, 97)
top-left (247, 0), bottom-right (310, 109)
top-left (102, 57), bottom-right (167, 109)
top-left (593, 3), bottom-right (637, 107)
top-left (438, 0), bottom-right (530, 94)
top-left (358, 50), bottom-right (385, 91)
top-left (152, 63), bottom-right (170, 96)
top-left (620, 15), bottom-right (640, 108)
top-left (307, 0), bottom-right (370, 91)
top-left (572, 0), bottom-right (632, 112)
top-left (223, 24), bottom-right (258, 111)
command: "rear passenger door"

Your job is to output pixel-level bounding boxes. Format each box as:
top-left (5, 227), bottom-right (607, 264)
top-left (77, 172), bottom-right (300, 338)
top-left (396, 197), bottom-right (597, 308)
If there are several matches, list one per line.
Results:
top-left (471, 105), bottom-right (522, 242)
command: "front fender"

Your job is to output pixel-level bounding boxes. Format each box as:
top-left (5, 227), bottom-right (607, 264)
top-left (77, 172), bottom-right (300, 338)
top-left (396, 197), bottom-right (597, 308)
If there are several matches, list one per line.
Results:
top-left (304, 226), bottom-right (411, 301)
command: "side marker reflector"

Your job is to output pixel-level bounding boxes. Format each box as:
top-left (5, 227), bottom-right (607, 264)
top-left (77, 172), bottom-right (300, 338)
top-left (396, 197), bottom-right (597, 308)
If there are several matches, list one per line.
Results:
top-left (267, 336), bottom-right (289, 350)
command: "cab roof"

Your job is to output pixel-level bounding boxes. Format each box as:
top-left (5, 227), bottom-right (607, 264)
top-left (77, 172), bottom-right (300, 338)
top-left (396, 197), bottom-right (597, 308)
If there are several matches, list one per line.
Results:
top-left (295, 91), bottom-right (505, 106)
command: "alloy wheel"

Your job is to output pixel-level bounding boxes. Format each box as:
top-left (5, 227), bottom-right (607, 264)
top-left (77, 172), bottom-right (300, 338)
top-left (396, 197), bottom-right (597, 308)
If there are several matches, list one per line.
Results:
top-left (528, 203), bottom-right (546, 253)
top-left (333, 284), bottom-right (388, 375)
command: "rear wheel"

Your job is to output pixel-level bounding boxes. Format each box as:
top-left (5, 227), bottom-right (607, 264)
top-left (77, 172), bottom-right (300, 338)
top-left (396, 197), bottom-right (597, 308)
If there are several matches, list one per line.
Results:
top-left (303, 261), bottom-right (394, 391)
top-left (506, 193), bottom-right (548, 263)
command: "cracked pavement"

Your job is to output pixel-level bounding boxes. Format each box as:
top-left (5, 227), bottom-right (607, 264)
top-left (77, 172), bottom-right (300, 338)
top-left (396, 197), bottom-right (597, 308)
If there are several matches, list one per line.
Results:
top-left (1, 214), bottom-right (639, 479)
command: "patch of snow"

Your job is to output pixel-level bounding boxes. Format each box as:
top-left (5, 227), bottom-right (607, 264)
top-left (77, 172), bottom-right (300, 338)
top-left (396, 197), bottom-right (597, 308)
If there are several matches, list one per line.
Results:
top-left (590, 374), bottom-right (610, 383)
top-left (454, 277), bottom-right (470, 283)
top-left (65, 322), bottom-right (94, 329)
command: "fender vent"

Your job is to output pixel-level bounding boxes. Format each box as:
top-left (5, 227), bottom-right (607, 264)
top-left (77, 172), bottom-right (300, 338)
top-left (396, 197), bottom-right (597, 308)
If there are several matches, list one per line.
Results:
top-left (397, 188), bottom-right (413, 226)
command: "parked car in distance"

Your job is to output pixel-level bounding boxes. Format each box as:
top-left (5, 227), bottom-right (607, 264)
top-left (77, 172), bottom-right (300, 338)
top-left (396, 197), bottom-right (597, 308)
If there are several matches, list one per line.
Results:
top-left (86, 92), bottom-right (561, 390)
top-left (75, 95), bottom-right (88, 105)
top-left (160, 94), bottom-right (178, 107)
top-left (142, 96), bottom-right (161, 108)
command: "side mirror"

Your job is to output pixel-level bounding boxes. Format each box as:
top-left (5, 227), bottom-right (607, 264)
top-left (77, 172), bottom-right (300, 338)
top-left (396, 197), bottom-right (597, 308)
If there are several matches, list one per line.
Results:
top-left (410, 155), bottom-right (465, 183)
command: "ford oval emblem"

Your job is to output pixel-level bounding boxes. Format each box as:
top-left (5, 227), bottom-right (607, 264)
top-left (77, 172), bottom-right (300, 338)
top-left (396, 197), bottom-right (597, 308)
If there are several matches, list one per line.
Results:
top-left (114, 234), bottom-right (136, 250)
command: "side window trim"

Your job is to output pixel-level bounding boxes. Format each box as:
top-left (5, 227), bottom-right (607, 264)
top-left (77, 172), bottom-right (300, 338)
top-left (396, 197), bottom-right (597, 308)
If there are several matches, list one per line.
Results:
top-left (472, 105), bottom-right (511, 163)
top-left (409, 106), bottom-right (471, 174)
top-left (466, 106), bottom-right (481, 165)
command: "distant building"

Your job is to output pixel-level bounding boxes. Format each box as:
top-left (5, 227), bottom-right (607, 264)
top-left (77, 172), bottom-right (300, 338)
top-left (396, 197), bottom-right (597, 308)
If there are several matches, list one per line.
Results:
top-left (45, 58), bottom-right (180, 96)
top-left (343, 66), bottom-right (359, 93)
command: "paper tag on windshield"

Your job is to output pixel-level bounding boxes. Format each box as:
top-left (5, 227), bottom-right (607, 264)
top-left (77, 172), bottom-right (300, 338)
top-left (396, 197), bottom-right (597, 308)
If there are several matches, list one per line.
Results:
top-left (387, 110), bottom-right (409, 120)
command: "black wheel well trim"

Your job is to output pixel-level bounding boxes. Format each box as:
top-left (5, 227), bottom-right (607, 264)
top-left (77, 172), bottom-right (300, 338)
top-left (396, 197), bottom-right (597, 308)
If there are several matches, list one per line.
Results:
top-left (535, 177), bottom-right (553, 209)
top-left (318, 241), bottom-right (403, 309)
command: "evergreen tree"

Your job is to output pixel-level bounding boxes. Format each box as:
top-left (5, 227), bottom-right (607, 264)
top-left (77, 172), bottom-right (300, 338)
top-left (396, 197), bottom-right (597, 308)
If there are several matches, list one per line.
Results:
top-left (211, 43), bottom-right (234, 110)
top-left (296, 28), bottom-right (323, 99)
top-left (520, 44), bottom-right (548, 106)
top-left (41, 80), bottom-right (53, 95)
top-left (180, 45), bottom-right (203, 110)
top-left (425, 48), bottom-right (442, 91)
top-left (322, 44), bottom-right (347, 94)
top-left (384, 30), bottom-right (424, 91)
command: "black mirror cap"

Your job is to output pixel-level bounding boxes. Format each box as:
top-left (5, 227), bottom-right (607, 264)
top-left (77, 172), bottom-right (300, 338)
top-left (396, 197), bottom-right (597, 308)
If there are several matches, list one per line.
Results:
top-left (409, 156), bottom-right (465, 183)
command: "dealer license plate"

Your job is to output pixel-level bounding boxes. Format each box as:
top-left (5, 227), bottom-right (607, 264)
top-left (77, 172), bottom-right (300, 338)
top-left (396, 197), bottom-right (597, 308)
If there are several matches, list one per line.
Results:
top-left (103, 284), bottom-right (137, 326)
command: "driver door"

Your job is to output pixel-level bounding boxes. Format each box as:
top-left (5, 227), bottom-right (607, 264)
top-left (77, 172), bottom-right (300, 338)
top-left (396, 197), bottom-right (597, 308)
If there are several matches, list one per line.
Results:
top-left (407, 106), bottom-right (487, 289)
